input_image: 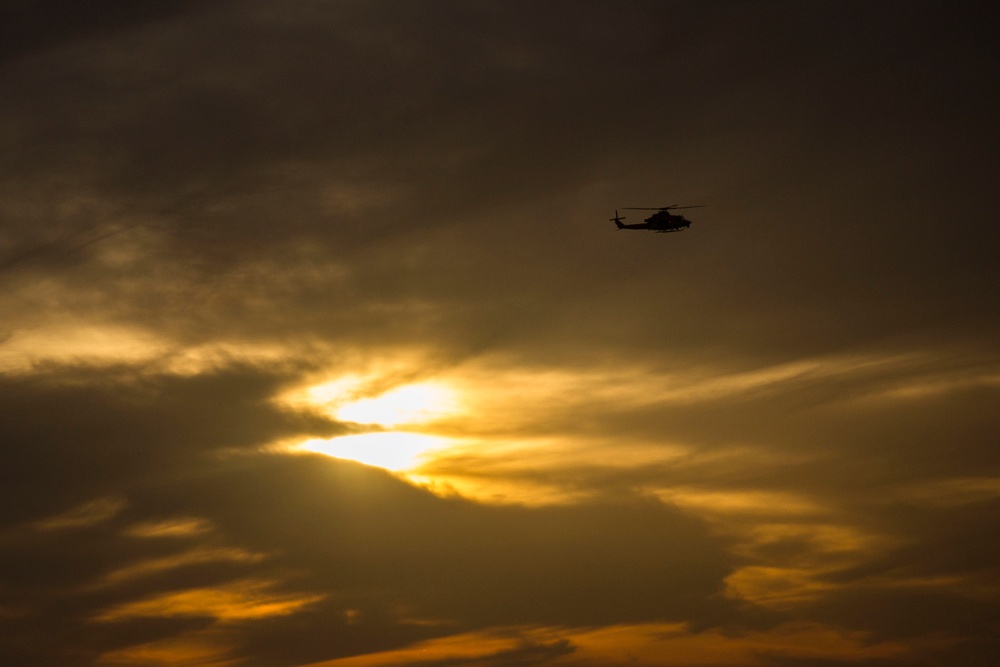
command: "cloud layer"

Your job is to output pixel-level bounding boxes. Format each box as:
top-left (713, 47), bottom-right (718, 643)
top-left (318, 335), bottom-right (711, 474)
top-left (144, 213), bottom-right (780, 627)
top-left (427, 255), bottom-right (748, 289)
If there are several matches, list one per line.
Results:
top-left (2, 1), bottom-right (998, 665)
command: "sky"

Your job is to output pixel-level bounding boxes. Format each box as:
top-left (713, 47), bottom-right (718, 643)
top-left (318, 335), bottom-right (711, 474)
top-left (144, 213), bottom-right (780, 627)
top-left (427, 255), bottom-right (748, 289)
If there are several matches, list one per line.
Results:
top-left (1, 1), bottom-right (999, 665)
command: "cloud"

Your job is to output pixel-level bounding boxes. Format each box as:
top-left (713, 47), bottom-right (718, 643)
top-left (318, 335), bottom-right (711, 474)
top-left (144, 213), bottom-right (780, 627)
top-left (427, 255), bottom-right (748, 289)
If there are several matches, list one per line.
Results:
top-left (0, 1), bottom-right (215, 62)
top-left (0, 364), bottom-right (740, 665)
top-left (3, 0), bottom-right (997, 370)
top-left (0, 364), bottom-right (335, 524)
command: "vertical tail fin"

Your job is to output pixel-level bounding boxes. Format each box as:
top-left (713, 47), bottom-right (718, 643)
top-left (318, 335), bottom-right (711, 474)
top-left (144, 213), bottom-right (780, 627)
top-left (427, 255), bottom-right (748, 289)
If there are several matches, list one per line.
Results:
top-left (610, 210), bottom-right (625, 229)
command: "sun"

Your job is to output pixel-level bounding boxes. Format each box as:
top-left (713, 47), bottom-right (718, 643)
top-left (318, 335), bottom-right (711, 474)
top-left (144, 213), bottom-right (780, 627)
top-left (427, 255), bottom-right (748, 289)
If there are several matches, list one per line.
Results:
top-left (298, 432), bottom-right (451, 471)
top-left (288, 379), bottom-right (460, 472)
top-left (334, 383), bottom-right (455, 427)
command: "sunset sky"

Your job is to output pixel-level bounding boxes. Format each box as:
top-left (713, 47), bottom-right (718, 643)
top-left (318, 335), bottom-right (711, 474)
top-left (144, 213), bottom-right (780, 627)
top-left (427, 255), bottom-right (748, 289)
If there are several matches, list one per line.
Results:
top-left (2, 1), bottom-right (999, 665)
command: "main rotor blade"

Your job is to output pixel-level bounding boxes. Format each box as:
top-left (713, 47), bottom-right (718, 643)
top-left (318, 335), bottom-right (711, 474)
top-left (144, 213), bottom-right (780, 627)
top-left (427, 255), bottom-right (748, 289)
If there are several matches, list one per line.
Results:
top-left (621, 205), bottom-right (705, 210)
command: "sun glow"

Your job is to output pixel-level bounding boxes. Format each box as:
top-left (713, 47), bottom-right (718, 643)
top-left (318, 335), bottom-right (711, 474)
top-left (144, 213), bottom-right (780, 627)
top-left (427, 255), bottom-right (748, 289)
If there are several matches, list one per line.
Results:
top-left (298, 433), bottom-right (453, 472)
top-left (334, 383), bottom-right (455, 427)
top-left (289, 378), bottom-right (461, 472)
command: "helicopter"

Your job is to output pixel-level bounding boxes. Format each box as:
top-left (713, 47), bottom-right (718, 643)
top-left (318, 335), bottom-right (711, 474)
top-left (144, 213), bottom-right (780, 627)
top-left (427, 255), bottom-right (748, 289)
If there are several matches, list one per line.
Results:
top-left (610, 205), bottom-right (704, 233)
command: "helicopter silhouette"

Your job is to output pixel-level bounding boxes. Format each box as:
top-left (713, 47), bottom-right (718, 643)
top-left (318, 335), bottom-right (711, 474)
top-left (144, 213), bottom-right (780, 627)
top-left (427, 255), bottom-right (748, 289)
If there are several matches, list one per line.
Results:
top-left (610, 205), bottom-right (704, 233)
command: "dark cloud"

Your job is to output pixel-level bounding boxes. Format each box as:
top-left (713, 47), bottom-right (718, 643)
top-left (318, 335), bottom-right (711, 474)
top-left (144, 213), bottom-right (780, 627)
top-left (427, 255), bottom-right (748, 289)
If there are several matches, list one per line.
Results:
top-left (0, 0), bottom-right (214, 62)
top-left (156, 453), bottom-right (738, 661)
top-left (2, 0), bottom-right (997, 363)
top-left (0, 365), bottom-right (337, 524)
top-left (416, 638), bottom-right (575, 667)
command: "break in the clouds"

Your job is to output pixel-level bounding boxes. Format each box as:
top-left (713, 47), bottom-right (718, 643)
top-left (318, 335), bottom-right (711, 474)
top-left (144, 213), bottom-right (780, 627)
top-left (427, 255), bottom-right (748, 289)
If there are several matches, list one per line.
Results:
top-left (2, 1), bottom-right (999, 666)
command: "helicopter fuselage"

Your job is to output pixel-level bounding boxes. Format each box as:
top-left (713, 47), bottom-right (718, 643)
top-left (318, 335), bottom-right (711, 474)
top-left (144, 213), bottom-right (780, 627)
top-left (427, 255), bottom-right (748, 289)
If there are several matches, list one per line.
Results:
top-left (614, 214), bottom-right (690, 233)
top-left (610, 206), bottom-right (702, 233)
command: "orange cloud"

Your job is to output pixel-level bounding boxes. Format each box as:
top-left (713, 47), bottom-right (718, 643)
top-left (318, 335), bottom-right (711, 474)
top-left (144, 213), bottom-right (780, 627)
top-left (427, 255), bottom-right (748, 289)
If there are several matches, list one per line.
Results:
top-left (93, 578), bottom-right (324, 623)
